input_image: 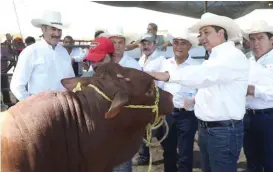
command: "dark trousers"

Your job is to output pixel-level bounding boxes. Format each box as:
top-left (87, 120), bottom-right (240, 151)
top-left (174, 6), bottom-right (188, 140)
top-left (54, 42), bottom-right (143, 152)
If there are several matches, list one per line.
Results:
top-left (139, 110), bottom-right (198, 172)
top-left (243, 112), bottom-right (273, 172)
top-left (1, 74), bottom-right (12, 104)
top-left (198, 120), bottom-right (243, 172)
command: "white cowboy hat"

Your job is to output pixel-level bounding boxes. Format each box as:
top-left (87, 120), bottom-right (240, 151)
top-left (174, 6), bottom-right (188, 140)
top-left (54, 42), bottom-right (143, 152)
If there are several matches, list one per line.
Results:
top-left (189, 12), bottom-right (241, 41)
top-left (31, 10), bottom-right (68, 30)
top-left (99, 26), bottom-right (127, 40)
top-left (244, 20), bottom-right (273, 38)
top-left (170, 29), bottom-right (199, 47)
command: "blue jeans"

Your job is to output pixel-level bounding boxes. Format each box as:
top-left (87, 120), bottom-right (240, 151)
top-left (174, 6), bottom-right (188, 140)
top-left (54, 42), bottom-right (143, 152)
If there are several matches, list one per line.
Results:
top-left (113, 160), bottom-right (132, 172)
top-left (139, 110), bottom-right (198, 172)
top-left (243, 112), bottom-right (273, 172)
top-left (198, 120), bottom-right (243, 172)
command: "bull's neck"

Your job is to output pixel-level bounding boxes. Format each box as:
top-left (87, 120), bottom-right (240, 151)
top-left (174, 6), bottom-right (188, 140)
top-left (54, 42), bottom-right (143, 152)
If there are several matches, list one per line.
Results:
top-left (74, 89), bottom-right (111, 132)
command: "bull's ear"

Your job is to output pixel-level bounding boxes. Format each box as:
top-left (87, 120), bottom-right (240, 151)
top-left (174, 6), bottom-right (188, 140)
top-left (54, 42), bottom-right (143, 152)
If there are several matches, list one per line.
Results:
top-left (105, 92), bottom-right (129, 119)
top-left (61, 77), bottom-right (91, 92)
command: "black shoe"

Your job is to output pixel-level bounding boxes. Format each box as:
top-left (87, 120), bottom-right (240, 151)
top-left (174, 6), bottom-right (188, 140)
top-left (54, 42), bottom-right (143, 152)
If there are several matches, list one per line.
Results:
top-left (133, 157), bottom-right (150, 166)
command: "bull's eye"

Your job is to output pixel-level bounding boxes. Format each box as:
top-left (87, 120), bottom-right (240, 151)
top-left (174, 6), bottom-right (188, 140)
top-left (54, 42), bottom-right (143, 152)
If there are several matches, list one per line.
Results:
top-left (145, 81), bottom-right (155, 96)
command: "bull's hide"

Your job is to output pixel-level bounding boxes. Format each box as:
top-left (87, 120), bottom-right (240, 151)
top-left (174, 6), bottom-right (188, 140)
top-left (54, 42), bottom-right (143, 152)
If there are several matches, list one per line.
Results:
top-left (0, 62), bottom-right (171, 172)
top-left (1, 91), bottom-right (84, 172)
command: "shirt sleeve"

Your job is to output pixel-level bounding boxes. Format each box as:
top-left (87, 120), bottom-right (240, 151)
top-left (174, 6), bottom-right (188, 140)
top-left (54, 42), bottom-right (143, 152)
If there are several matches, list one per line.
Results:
top-left (254, 85), bottom-right (273, 101)
top-left (10, 48), bottom-right (33, 101)
top-left (169, 64), bottom-right (245, 89)
top-left (157, 57), bottom-right (167, 88)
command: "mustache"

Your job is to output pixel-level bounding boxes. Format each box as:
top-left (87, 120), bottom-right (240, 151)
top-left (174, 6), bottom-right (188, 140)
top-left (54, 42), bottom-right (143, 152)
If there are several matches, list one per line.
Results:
top-left (51, 36), bottom-right (60, 39)
top-left (143, 48), bottom-right (150, 51)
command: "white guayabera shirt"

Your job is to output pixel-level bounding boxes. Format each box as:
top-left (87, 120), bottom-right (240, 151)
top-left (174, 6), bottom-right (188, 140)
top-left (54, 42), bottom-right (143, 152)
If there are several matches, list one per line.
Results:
top-left (169, 41), bottom-right (249, 121)
top-left (10, 38), bottom-right (75, 101)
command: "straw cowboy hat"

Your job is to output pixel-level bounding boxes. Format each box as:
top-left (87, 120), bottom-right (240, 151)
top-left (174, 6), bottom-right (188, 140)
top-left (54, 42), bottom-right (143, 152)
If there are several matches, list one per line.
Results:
top-left (189, 12), bottom-right (241, 41)
top-left (244, 20), bottom-right (273, 38)
top-left (170, 29), bottom-right (199, 47)
top-left (31, 10), bottom-right (68, 30)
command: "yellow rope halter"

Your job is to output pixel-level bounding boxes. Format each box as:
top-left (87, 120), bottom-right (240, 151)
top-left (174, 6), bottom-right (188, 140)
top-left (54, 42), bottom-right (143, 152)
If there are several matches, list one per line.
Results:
top-left (73, 82), bottom-right (169, 172)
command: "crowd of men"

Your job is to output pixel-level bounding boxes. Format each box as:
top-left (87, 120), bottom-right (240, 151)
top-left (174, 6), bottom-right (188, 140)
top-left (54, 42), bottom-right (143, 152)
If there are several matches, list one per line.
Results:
top-left (1, 9), bottom-right (273, 172)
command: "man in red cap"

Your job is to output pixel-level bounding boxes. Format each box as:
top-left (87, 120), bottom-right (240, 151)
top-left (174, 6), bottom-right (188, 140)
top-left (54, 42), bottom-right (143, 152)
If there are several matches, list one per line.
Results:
top-left (82, 37), bottom-right (140, 77)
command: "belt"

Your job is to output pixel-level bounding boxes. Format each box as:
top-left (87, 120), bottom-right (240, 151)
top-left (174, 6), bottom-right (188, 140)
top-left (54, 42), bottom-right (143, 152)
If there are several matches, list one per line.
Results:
top-left (199, 119), bottom-right (242, 128)
top-left (246, 108), bottom-right (273, 115)
top-left (173, 108), bottom-right (186, 112)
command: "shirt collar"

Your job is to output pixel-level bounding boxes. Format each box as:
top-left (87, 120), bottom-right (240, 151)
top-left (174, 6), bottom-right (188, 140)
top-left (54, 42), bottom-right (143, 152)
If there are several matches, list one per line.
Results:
top-left (41, 37), bottom-right (60, 50)
top-left (169, 54), bottom-right (195, 66)
top-left (251, 49), bottom-right (273, 64)
top-left (119, 53), bottom-right (129, 65)
top-left (210, 41), bottom-right (235, 59)
top-left (141, 49), bottom-right (159, 60)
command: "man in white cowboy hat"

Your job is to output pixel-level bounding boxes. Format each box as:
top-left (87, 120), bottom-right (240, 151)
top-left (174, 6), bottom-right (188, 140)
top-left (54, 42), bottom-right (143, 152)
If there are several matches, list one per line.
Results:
top-left (10, 10), bottom-right (75, 101)
top-left (244, 20), bottom-right (273, 172)
top-left (104, 26), bottom-right (141, 71)
top-left (154, 29), bottom-right (201, 172)
top-left (146, 12), bottom-right (249, 172)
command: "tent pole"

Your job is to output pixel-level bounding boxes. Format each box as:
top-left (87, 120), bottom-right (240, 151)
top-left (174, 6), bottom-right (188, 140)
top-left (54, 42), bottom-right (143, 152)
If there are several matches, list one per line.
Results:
top-left (204, 1), bottom-right (208, 13)
top-left (12, 0), bottom-right (23, 40)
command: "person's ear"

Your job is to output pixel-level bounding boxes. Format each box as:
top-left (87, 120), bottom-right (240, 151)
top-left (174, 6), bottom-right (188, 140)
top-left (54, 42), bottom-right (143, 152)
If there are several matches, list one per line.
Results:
top-left (104, 91), bottom-right (129, 119)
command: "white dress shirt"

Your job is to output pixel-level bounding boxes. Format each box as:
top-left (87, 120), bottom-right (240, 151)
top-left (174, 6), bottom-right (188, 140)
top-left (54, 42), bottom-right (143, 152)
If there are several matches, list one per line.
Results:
top-left (247, 49), bottom-right (273, 109)
top-left (169, 41), bottom-right (249, 121)
top-left (138, 50), bottom-right (166, 88)
top-left (69, 47), bottom-right (87, 75)
top-left (70, 47), bottom-right (87, 62)
top-left (119, 54), bottom-right (141, 70)
top-left (162, 56), bottom-right (201, 109)
top-left (10, 38), bottom-right (75, 101)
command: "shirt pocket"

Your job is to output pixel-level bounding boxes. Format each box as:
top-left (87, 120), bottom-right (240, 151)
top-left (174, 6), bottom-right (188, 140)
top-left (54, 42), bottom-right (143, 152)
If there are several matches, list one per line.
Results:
top-left (32, 57), bottom-right (48, 75)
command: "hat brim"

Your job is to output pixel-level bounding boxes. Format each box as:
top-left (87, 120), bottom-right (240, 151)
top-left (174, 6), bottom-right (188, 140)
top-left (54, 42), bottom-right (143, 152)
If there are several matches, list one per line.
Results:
top-left (140, 38), bottom-right (154, 43)
top-left (172, 36), bottom-right (199, 48)
top-left (189, 16), bottom-right (241, 41)
top-left (84, 52), bottom-right (105, 62)
top-left (31, 19), bottom-right (68, 30)
top-left (244, 29), bottom-right (273, 39)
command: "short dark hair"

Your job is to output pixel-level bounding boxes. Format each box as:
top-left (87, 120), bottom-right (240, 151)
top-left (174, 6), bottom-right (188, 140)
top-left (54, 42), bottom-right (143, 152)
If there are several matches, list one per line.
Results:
top-left (266, 32), bottom-right (273, 39)
top-left (25, 36), bottom-right (36, 45)
top-left (64, 35), bottom-right (74, 42)
top-left (148, 23), bottom-right (158, 31)
top-left (94, 30), bottom-right (104, 38)
top-left (211, 26), bottom-right (228, 41)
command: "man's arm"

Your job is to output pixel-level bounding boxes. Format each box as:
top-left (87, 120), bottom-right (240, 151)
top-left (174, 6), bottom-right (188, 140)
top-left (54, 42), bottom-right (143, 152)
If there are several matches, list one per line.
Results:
top-left (147, 65), bottom-right (246, 89)
top-left (10, 48), bottom-right (33, 101)
top-left (248, 85), bottom-right (273, 101)
top-left (125, 43), bottom-right (139, 51)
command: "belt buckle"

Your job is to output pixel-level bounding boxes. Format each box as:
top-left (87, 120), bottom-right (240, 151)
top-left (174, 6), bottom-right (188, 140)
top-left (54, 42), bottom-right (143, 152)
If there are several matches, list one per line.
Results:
top-left (252, 110), bottom-right (256, 115)
top-left (200, 121), bottom-right (208, 128)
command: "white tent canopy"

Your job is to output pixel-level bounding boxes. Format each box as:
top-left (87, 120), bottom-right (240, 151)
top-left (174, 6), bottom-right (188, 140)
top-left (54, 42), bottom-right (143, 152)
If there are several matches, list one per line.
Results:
top-left (0, 0), bottom-right (272, 42)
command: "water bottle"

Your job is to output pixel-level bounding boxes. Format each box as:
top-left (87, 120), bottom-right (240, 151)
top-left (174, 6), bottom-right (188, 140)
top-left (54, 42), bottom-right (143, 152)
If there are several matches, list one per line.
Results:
top-left (184, 90), bottom-right (196, 111)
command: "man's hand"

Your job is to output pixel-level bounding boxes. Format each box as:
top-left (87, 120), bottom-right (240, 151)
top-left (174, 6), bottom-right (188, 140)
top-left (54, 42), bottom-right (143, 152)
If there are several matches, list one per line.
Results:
top-left (184, 97), bottom-right (195, 110)
top-left (80, 62), bottom-right (89, 71)
top-left (160, 45), bottom-right (167, 51)
top-left (247, 85), bottom-right (255, 96)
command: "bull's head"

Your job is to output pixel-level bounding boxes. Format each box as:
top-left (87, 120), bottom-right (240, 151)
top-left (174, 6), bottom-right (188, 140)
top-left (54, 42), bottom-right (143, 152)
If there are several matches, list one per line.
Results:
top-left (61, 63), bottom-right (173, 120)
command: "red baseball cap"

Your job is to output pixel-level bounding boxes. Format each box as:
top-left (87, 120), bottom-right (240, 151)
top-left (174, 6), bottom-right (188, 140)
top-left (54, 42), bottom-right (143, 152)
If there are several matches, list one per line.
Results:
top-left (84, 37), bottom-right (115, 62)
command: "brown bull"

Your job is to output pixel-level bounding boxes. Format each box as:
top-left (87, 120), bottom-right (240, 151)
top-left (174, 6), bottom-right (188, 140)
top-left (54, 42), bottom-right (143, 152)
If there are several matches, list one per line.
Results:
top-left (1, 62), bottom-right (173, 172)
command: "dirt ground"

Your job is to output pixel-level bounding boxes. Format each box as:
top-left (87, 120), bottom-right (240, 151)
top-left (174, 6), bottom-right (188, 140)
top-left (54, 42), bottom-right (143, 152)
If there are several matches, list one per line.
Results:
top-left (132, 135), bottom-right (247, 172)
